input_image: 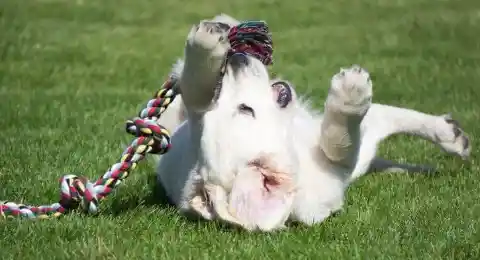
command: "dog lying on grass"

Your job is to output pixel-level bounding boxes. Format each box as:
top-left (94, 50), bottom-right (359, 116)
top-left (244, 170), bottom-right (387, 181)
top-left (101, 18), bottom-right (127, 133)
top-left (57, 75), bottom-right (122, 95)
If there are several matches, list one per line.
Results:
top-left (155, 14), bottom-right (471, 231)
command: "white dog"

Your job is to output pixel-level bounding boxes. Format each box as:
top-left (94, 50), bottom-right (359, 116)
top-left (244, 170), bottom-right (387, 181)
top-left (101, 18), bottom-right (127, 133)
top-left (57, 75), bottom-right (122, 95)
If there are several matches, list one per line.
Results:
top-left (155, 14), bottom-right (470, 231)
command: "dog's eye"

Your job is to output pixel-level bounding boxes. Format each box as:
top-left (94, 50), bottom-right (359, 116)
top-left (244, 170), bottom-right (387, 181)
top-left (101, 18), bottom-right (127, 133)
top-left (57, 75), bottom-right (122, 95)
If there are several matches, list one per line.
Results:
top-left (238, 103), bottom-right (255, 118)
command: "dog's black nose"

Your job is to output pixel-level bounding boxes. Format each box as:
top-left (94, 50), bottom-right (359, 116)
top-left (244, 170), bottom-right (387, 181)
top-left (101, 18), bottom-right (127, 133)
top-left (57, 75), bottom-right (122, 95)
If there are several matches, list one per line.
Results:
top-left (229, 52), bottom-right (250, 67)
top-left (228, 52), bottom-right (250, 77)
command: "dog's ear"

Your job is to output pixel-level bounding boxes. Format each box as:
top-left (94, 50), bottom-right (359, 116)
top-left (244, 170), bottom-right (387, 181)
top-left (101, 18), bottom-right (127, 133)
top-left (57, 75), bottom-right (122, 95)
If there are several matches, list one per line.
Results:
top-left (271, 79), bottom-right (296, 108)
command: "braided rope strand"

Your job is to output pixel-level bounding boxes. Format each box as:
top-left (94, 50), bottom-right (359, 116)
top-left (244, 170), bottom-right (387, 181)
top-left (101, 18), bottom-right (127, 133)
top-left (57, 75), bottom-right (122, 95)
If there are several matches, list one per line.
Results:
top-left (227, 20), bottom-right (273, 65)
top-left (0, 79), bottom-right (179, 219)
top-left (0, 20), bottom-right (273, 220)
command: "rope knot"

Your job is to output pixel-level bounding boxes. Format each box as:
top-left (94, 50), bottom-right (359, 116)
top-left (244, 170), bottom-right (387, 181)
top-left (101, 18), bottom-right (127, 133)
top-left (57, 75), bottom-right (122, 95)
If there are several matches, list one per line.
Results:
top-left (227, 21), bottom-right (273, 66)
top-left (59, 174), bottom-right (99, 214)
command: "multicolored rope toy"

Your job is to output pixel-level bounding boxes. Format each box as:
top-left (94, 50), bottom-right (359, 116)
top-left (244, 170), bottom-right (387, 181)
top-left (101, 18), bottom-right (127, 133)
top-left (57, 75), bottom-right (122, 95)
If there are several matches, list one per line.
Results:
top-left (0, 20), bottom-right (273, 220)
top-left (227, 21), bottom-right (273, 65)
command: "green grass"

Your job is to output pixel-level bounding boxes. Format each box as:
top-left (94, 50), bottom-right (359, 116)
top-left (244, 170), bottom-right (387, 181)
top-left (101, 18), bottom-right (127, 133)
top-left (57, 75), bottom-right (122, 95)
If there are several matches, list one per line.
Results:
top-left (1, 0), bottom-right (479, 259)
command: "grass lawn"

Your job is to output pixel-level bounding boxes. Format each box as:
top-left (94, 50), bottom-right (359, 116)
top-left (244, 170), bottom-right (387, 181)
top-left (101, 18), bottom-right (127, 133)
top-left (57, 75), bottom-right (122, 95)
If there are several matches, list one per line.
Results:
top-left (1, 0), bottom-right (479, 259)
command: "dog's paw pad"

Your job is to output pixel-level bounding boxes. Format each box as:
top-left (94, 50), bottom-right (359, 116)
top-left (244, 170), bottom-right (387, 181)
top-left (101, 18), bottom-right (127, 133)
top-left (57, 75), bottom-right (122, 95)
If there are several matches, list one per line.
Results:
top-left (187, 20), bottom-right (230, 54)
top-left (329, 65), bottom-right (373, 114)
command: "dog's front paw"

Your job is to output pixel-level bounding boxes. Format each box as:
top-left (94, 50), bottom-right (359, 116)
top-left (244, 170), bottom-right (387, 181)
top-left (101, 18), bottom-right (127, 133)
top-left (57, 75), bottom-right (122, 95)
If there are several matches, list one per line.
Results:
top-left (328, 65), bottom-right (373, 115)
top-left (186, 20), bottom-right (230, 59)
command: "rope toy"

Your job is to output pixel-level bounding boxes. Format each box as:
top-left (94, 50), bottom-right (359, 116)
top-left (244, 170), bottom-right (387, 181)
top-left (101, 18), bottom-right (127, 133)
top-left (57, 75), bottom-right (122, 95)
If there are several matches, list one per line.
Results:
top-left (0, 20), bottom-right (274, 220)
top-left (227, 21), bottom-right (273, 65)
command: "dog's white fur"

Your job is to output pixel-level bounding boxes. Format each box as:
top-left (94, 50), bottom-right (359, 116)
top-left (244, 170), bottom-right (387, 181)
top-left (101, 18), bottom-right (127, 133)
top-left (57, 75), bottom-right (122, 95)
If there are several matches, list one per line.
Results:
top-left (155, 14), bottom-right (471, 231)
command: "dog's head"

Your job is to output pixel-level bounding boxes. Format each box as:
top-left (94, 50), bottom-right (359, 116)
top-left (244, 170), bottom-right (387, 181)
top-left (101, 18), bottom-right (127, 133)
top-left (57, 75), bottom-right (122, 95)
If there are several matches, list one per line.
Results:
top-left (219, 52), bottom-right (297, 120)
top-left (211, 53), bottom-right (299, 231)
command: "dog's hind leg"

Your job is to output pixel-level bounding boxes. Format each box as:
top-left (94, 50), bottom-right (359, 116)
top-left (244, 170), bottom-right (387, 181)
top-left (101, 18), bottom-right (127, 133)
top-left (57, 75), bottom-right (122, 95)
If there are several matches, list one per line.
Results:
top-left (349, 104), bottom-right (471, 181)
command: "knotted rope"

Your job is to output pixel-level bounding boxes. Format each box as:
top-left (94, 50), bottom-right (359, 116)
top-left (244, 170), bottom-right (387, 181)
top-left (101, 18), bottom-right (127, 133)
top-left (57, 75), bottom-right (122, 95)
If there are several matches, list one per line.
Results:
top-left (227, 21), bottom-right (273, 65)
top-left (1, 79), bottom-right (178, 219)
top-left (0, 20), bottom-right (273, 219)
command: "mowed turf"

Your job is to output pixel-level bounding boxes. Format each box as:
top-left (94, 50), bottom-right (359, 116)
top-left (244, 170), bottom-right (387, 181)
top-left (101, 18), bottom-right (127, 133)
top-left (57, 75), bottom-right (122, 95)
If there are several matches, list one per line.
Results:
top-left (1, 0), bottom-right (479, 259)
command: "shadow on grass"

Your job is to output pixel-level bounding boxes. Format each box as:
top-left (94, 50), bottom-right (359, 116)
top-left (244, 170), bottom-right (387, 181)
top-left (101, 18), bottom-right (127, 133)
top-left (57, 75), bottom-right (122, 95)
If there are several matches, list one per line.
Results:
top-left (105, 172), bottom-right (174, 216)
top-left (105, 172), bottom-right (238, 229)
top-left (104, 173), bottom-right (213, 223)
top-left (102, 172), bottom-right (307, 231)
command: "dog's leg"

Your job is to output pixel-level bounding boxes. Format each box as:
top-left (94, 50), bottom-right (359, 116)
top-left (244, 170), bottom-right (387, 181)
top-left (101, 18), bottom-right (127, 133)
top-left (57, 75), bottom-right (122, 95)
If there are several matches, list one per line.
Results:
top-left (181, 21), bottom-right (230, 114)
top-left (349, 104), bottom-right (471, 181)
top-left (204, 183), bottom-right (250, 230)
top-left (179, 194), bottom-right (215, 221)
top-left (317, 65), bottom-right (373, 169)
top-left (180, 174), bottom-right (215, 221)
top-left (293, 66), bottom-right (371, 226)
top-left (156, 14), bottom-right (239, 131)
